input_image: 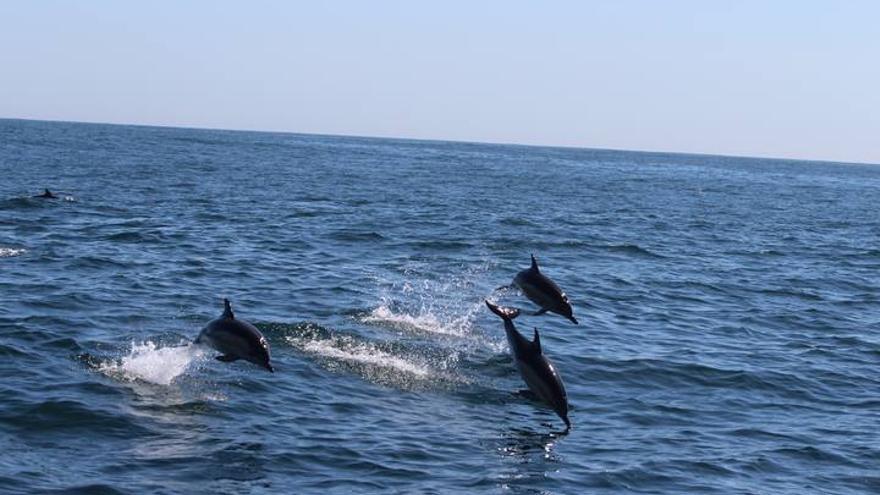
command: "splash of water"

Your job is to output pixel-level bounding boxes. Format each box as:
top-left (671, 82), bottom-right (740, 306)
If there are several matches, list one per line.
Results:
top-left (361, 300), bottom-right (456, 336)
top-left (0, 247), bottom-right (26, 258)
top-left (361, 264), bottom-right (493, 338)
top-left (100, 341), bottom-right (205, 386)
top-left (297, 335), bottom-right (431, 378)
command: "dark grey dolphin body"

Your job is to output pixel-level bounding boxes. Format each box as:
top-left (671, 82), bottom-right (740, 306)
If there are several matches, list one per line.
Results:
top-left (486, 300), bottom-right (570, 429)
top-left (513, 254), bottom-right (578, 324)
top-left (195, 299), bottom-right (274, 372)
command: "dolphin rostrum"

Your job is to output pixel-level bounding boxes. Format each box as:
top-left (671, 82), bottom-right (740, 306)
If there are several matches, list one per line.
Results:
top-left (195, 298), bottom-right (274, 372)
top-left (512, 254), bottom-right (578, 324)
top-left (486, 300), bottom-right (570, 430)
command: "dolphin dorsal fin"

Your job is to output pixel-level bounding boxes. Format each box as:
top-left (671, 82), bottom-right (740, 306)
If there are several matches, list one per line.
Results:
top-left (530, 253), bottom-right (539, 272)
top-left (223, 298), bottom-right (235, 319)
top-left (532, 328), bottom-right (542, 354)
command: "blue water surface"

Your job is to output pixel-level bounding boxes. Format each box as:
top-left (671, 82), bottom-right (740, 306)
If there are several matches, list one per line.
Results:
top-left (0, 119), bottom-right (878, 494)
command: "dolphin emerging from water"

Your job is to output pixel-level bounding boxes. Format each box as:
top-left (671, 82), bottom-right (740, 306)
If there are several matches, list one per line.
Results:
top-left (486, 300), bottom-right (570, 430)
top-left (195, 298), bottom-right (274, 372)
top-left (34, 188), bottom-right (58, 199)
top-left (512, 254), bottom-right (578, 324)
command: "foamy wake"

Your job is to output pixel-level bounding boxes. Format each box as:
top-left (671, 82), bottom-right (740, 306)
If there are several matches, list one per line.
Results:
top-left (100, 341), bottom-right (205, 386)
top-left (0, 247), bottom-right (26, 258)
top-left (291, 335), bottom-right (431, 378)
top-left (362, 304), bottom-right (445, 336)
top-left (361, 297), bottom-right (484, 338)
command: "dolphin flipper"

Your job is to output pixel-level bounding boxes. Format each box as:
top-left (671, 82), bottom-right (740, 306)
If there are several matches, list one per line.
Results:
top-left (216, 354), bottom-right (240, 362)
top-left (532, 308), bottom-right (549, 316)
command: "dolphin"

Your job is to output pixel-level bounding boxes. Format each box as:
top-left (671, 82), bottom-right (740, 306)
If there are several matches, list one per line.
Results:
top-left (512, 254), bottom-right (578, 324)
top-left (195, 298), bottom-right (274, 372)
top-left (34, 188), bottom-right (58, 199)
top-left (486, 300), bottom-right (570, 430)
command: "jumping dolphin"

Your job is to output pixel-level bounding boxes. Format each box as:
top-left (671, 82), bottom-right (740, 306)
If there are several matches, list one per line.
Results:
top-left (486, 300), bottom-right (570, 430)
top-left (34, 188), bottom-right (58, 199)
top-left (195, 298), bottom-right (274, 372)
top-left (511, 254), bottom-right (578, 324)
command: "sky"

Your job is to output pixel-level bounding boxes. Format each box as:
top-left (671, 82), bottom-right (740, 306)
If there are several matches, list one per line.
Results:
top-left (1, 1), bottom-right (878, 164)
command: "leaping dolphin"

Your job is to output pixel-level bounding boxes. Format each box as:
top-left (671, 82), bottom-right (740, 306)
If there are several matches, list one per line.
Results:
top-left (486, 300), bottom-right (570, 430)
top-left (195, 298), bottom-right (274, 372)
top-left (511, 254), bottom-right (578, 324)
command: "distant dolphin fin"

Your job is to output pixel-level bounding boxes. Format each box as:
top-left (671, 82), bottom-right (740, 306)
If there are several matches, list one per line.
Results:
top-left (222, 298), bottom-right (235, 319)
top-left (532, 328), bottom-right (542, 354)
top-left (532, 308), bottom-right (548, 316)
top-left (216, 354), bottom-right (239, 362)
top-left (530, 253), bottom-right (539, 272)
top-left (485, 300), bottom-right (520, 321)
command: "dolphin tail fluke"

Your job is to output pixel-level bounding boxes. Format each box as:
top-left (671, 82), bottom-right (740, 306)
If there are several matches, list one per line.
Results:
top-left (485, 300), bottom-right (520, 321)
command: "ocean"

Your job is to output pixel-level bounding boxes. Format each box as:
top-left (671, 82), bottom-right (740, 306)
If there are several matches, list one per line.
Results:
top-left (0, 118), bottom-right (878, 494)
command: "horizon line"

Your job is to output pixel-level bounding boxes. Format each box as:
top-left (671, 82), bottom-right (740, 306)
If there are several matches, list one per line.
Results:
top-left (2, 116), bottom-right (877, 168)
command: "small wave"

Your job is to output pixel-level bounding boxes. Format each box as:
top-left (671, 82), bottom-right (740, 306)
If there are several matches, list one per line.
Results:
top-left (99, 341), bottom-right (205, 386)
top-left (0, 247), bottom-right (26, 258)
top-left (329, 230), bottom-right (386, 242)
top-left (499, 216), bottom-right (538, 227)
top-left (603, 243), bottom-right (665, 258)
top-left (405, 239), bottom-right (474, 251)
top-left (104, 231), bottom-right (158, 243)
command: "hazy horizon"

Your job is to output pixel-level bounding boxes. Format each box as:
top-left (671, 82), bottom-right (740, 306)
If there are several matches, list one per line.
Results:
top-left (2, 1), bottom-right (878, 164)
top-left (7, 116), bottom-right (878, 167)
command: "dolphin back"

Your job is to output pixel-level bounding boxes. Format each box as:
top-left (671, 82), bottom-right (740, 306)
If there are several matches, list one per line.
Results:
top-left (485, 301), bottom-right (520, 321)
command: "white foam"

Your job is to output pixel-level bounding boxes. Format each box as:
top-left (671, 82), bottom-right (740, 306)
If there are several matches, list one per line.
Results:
top-left (362, 304), bottom-right (449, 335)
top-left (0, 247), bottom-right (26, 258)
top-left (361, 296), bottom-right (485, 338)
top-left (100, 341), bottom-right (205, 386)
top-left (294, 336), bottom-right (431, 378)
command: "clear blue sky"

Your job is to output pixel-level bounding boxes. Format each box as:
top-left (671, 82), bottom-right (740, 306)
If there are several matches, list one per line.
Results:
top-left (1, 1), bottom-right (878, 163)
